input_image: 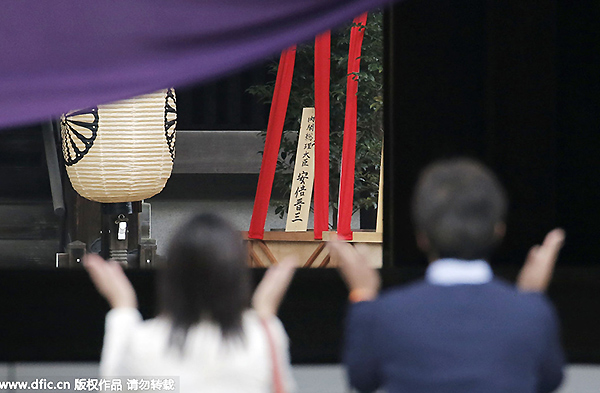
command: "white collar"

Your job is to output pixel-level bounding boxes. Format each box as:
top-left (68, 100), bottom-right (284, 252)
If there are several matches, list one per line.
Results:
top-left (425, 258), bottom-right (493, 286)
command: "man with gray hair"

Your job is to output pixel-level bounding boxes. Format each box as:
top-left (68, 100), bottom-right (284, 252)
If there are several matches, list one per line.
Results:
top-left (332, 158), bottom-right (565, 393)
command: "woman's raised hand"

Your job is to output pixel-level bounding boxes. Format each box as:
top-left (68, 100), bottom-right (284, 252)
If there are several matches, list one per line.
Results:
top-left (252, 257), bottom-right (297, 318)
top-left (83, 253), bottom-right (138, 309)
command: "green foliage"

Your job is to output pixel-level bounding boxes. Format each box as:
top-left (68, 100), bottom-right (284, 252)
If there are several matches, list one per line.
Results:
top-left (247, 12), bottom-right (383, 226)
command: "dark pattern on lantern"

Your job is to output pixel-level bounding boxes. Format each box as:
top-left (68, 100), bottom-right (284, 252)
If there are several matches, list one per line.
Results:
top-left (164, 88), bottom-right (177, 161)
top-left (61, 107), bottom-right (99, 166)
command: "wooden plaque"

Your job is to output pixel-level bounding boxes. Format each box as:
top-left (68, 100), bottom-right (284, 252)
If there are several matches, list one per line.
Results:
top-left (286, 108), bottom-right (316, 231)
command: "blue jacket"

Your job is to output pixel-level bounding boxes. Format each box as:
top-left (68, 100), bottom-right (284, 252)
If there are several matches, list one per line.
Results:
top-left (344, 279), bottom-right (564, 393)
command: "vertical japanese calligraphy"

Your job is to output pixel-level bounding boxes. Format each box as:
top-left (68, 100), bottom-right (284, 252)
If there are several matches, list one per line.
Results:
top-left (286, 108), bottom-right (316, 232)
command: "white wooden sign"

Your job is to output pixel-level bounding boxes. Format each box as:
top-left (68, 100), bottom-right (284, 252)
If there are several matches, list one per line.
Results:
top-left (286, 108), bottom-right (316, 232)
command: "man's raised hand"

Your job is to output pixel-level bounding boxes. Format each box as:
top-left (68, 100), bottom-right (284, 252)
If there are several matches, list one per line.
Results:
top-left (517, 228), bottom-right (565, 292)
top-left (329, 238), bottom-right (380, 302)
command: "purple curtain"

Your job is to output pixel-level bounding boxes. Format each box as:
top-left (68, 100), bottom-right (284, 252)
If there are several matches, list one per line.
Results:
top-left (0, 0), bottom-right (395, 129)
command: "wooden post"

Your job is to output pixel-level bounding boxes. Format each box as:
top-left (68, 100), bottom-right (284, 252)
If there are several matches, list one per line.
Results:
top-left (376, 146), bottom-right (384, 233)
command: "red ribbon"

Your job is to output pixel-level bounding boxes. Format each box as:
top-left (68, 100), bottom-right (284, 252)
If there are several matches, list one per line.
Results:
top-left (337, 13), bottom-right (368, 241)
top-left (249, 46), bottom-right (296, 239)
top-left (313, 31), bottom-right (331, 240)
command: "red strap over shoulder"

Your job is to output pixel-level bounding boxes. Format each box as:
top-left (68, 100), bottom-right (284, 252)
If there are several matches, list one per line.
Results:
top-left (260, 318), bottom-right (286, 393)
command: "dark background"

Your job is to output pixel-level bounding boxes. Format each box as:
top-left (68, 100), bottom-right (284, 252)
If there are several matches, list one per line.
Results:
top-left (1, 0), bottom-right (600, 363)
top-left (385, 0), bottom-right (600, 269)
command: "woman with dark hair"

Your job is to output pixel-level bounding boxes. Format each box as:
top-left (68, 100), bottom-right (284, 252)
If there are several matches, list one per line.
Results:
top-left (84, 213), bottom-right (296, 393)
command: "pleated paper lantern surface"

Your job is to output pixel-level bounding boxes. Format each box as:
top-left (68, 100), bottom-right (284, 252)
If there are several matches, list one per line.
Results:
top-left (61, 88), bottom-right (176, 203)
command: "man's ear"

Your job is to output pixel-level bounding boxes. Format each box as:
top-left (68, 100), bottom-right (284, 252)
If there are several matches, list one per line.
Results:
top-left (494, 222), bottom-right (506, 240)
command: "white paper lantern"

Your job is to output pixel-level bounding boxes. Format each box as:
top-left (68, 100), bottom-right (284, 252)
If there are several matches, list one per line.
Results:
top-left (61, 89), bottom-right (176, 203)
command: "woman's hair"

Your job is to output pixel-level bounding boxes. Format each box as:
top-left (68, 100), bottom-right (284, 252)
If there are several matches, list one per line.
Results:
top-left (158, 213), bottom-right (251, 349)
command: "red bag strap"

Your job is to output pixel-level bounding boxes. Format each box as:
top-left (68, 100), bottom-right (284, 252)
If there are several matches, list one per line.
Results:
top-left (260, 318), bottom-right (286, 393)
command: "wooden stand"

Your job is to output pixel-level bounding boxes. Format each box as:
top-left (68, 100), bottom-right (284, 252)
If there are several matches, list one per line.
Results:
top-left (243, 231), bottom-right (382, 268)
